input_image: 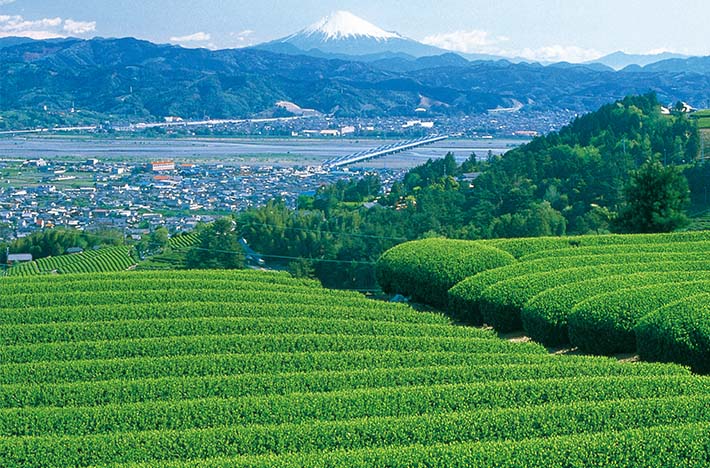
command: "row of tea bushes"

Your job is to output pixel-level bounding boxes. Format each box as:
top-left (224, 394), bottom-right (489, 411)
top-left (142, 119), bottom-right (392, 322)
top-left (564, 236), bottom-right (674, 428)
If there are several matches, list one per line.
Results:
top-left (376, 239), bottom-right (515, 308)
top-left (6, 246), bottom-right (137, 276)
top-left (568, 281), bottom-right (710, 355)
top-left (636, 294), bottom-right (710, 374)
top-left (3, 269), bottom-right (710, 465)
top-left (377, 233), bottom-right (710, 371)
top-left (484, 230), bottom-right (710, 258)
top-left (523, 271), bottom-right (710, 347)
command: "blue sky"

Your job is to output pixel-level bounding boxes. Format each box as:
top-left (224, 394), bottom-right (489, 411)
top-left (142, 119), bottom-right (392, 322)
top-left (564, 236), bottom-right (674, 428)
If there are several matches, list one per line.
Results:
top-left (1, 0), bottom-right (709, 62)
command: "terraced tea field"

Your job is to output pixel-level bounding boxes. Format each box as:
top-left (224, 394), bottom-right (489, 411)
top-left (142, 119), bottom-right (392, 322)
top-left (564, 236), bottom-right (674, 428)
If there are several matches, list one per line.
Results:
top-left (1, 269), bottom-right (710, 466)
top-left (378, 231), bottom-right (710, 372)
top-left (692, 109), bottom-right (710, 130)
top-left (5, 245), bottom-right (137, 276)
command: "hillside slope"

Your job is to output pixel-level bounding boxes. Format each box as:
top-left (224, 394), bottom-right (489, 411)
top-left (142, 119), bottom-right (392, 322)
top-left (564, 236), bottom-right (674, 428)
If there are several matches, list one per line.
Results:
top-left (1, 269), bottom-right (710, 466)
top-left (5, 245), bottom-right (136, 276)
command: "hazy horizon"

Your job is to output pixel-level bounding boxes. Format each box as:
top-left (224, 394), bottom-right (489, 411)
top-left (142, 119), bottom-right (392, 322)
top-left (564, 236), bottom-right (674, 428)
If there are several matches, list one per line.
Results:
top-left (1, 1), bottom-right (709, 62)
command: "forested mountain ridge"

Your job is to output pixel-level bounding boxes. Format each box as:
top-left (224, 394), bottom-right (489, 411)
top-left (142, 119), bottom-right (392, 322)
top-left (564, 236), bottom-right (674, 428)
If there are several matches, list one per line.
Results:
top-left (1, 37), bottom-right (710, 127)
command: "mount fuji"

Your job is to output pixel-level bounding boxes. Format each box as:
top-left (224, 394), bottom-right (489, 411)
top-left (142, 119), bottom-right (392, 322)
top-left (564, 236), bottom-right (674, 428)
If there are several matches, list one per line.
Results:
top-left (255, 11), bottom-right (492, 60)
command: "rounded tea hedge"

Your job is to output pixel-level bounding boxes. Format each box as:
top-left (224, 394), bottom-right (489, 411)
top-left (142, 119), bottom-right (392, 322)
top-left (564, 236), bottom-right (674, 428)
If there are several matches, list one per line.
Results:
top-left (376, 239), bottom-right (515, 308)
top-left (636, 294), bottom-right (710, 374)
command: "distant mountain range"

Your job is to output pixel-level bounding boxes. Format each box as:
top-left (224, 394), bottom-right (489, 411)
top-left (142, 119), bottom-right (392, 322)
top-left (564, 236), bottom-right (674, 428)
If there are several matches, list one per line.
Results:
top-left (587, 51), bottom-right (690, 71)
top-left (635, 56), bottom-right (710, 74)
top-left (0, 34), bottom-right (709, 127)
top-left (253, 11), bottom-right (702, 71)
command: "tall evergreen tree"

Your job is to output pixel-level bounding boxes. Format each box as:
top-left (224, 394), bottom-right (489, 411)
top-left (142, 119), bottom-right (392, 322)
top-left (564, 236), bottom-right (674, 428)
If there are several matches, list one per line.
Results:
top-left (613, 159), bottom-right (690, 233)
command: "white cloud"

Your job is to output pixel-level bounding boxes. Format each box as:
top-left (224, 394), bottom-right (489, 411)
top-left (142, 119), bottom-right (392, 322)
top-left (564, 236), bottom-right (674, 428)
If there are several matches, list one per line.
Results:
top-left (515, 45), bottom-right (603, 63)
top-left (0, 0), bottom-right (16, 5)
top-left (422, 30), bottom-right (507, 54)
top-left (169, 31), bottom-right (211, 43)
top-left (63, 19), bottom-right (96, 35)
top-left (421, 28), bottom-right (605, 63)
top-left (234, 29), bottom-right (254, 39)
top-left (0, 14), bottom-right (96, 39)
top-left (169, 29), bottom-right (256, 50)
top-left (227, 29), bottom-right (256, 48)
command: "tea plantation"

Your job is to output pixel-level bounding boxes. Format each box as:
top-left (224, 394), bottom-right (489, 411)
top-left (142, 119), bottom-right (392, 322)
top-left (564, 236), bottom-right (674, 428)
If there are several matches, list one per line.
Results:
top-left (379, 230), bottom-right (710, 373)
top-left (5, 246), bottom-right (137, 276)
top-left (1, 267), bottom-right (710, 466)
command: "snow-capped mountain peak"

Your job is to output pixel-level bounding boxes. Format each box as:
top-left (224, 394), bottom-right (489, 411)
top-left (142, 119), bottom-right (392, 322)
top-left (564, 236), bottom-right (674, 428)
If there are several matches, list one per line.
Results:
top-left (257, 10), bottom-right (449, 58)
top-left (302, 11), bottom-right (402, 41)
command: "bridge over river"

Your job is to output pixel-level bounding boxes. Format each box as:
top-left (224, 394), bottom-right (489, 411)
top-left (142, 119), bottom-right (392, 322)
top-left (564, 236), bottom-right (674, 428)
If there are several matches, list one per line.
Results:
top-left (322, 135), bottom-right (449, 168)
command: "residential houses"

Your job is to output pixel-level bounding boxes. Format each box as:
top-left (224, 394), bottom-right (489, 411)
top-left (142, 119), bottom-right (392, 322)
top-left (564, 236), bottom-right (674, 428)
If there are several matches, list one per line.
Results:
top-left (0, 157), bottom-right (404, 241)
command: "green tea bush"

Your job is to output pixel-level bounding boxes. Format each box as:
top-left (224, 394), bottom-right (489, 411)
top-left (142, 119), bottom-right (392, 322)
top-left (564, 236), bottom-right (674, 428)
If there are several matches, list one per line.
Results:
top-left (636, 294), bottom-right (710, 374)
top-left (2, 268), bottom-right (710, 467)
top-left (447, 252), bottom-right (710, 325)
top-left (569, 281), bottom-right (710, 355)
top-left (479, 264), bottom-right (710, 334)
top-left (7, 246), bottom-right (137, 276)
top-left (483, 230), bottom-right (710, 258)
top-left (377, 239), bottom-right (515, 308)
top-left (522, 268), bottom-right (710, 347)
top-left (520, 240), bottom-right (710, 261)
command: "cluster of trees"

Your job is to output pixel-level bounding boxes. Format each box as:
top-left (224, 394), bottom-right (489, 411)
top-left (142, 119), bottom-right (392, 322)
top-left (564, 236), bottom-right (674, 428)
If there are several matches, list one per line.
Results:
top-left (615, 161), bottom-right (690, 233)
top-left (465, 94), bottom-right (698, 236)
top-left (230, 94), bottom-right (705, 290)
top-left (297, 175), bottom-right (382, 214)
top-left (135, 227), bottom-right (169, 257)
top-left (186, 218), bottom-right (244, 270)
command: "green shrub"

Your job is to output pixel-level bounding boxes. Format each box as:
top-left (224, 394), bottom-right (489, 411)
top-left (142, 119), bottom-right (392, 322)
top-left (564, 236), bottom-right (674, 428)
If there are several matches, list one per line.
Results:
top-left (447, 252), bottom-right (710, 325)
top-left (522, 268), bottom-right (710, 347)
top-left (483, 230), bottom-right (710, 258)
top-left (136, 423), bottom-right (710, 468)
top-left (479, 264), bottom-right (710, 334)
top-left (3, 358), bottom-right (685, 408)
top-left (3, 268), bottom-right (710, 466)
top-left (520, 240), bottom-right (710, 261)
top-left (168, 232), bottom-right (199, 249)
top-left (3, 396), bottom-right (709, 465)
top-left (569, 281), bottom-right (710, 355)
top-left (636, 294), bottom-right (710, 374)
top-left (376, 239), bottom-right (515, 308)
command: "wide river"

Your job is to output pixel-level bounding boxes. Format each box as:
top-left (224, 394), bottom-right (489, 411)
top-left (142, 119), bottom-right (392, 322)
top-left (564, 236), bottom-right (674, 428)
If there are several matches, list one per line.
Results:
top-left (0, 136), bottom-right (528, 168)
